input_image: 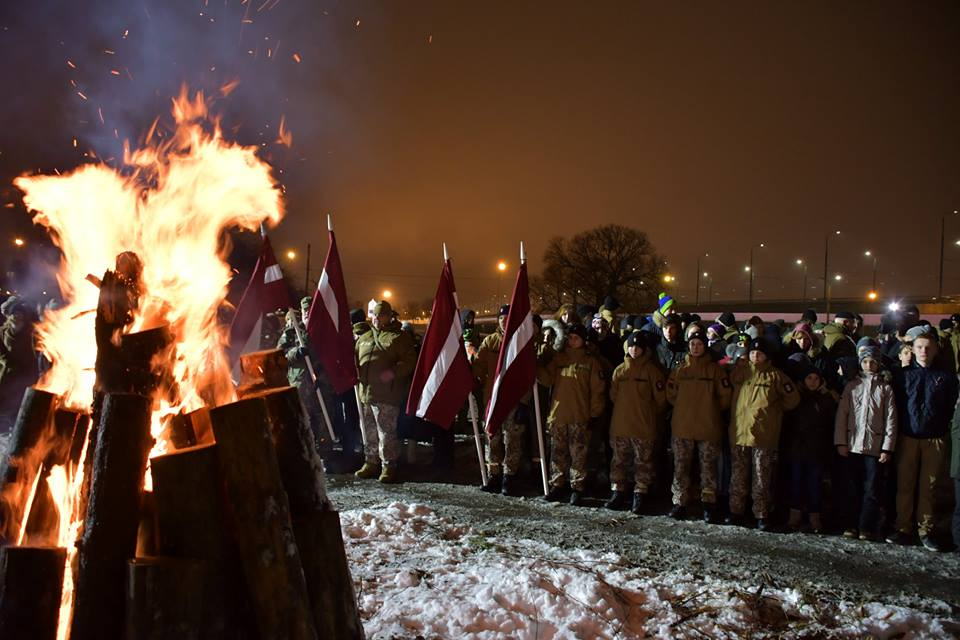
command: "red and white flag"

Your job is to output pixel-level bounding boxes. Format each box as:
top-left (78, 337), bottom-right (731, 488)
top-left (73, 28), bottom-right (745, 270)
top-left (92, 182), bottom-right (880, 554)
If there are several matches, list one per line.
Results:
top-left (405, 257), bottom-right (474, 428)
top-left (484, 262), bottom-right (536, 436)
top-left (306, 224), bottom-right (358, 394)
top-left (228, 234), bottom-right (291, 363)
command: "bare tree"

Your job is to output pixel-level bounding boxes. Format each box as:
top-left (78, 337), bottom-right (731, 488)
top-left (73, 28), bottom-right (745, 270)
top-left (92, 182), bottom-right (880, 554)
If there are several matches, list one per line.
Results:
top-left (531, 225), bottom-right (666, 313)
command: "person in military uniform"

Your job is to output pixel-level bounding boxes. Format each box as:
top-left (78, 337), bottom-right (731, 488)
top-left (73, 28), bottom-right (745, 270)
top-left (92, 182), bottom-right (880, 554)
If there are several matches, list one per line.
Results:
top-left (537, 323), bottom-right (606, 506)
top-left (277, 307), bottom-right (325, 446)
top-left (727, 337), bottom-right (800, 530)
top-left (666, 331), bottom-right (732, 523)
top-left (473, 305), bottom-right (529, 496)
top-left (605, 331), bottom-right (667, 513)
top-left (354, 300), bottom-right (416, 483)
top-left (0, 297), bottom-right (36, 433)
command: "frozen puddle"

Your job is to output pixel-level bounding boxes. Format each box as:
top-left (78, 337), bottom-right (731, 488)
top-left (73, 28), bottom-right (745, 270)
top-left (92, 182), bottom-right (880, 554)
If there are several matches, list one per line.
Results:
top-left (342, 502), bottom-right (955, 639)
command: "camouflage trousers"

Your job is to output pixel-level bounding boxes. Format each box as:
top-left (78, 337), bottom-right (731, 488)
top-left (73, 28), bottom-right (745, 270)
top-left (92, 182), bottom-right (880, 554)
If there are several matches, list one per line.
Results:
top-left (729, 445), bottom-right (778, 518)
top-left (295, 379), bottom-right (325, 440)
top-left (609, 436), bottom-right (655, 493)
top-left (361, 402), bottom-right (400, 466)
top-left (549, 422), bottom-right (589, 491)
top-left (486, 413), bottom-right (526, 476)
top-left (671, 437), bottom-right (720, 506)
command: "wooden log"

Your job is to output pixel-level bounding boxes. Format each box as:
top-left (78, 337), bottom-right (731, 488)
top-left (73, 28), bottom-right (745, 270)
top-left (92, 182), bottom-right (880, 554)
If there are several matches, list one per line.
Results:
top-left (0, 388), bottom-right (58, 544)
top-left (209, 396), bottom-right (317, 640)
top-left (151, 444), bottom-right (253, 639)
top-left (294, 511), bottom-right (365, 640)
top-left (0, 545), bottom-right (66, 640)
top-left (237, 348), bottom-right (288, 398)
top-left (250, 386), bottom-right (329, 517)
top-left (126, 556), bottom-right (203, 640)
top-left (70, 392), bottom-right (154, 640)
top-left (67, 412), bottom-right (90, 468)
top-left (24, 408), bottom-right (84, 545)
top-left (168, 407), bottom-right (213, 449)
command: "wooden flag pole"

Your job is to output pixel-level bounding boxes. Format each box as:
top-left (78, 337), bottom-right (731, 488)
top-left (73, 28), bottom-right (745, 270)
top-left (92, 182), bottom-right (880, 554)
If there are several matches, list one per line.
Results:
top-left (291, 321), bottom-right (339, 444)
top-left (522, 241), bottom-right (549, 495)
top-left (445, 243), bottom-right (488, 487)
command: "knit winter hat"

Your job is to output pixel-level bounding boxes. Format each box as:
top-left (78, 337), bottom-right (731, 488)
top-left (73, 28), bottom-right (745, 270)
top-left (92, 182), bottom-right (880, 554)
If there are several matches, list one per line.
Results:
top-left (835, 311), bottom-right (855, 320)
top-left (939, 318), bottom-right (953, 331)
top-left (905, 325), bottom-right (932, 342)
top-left (859, 346), bottom-right (882, 364)
top-left (856, 336), bottom-right (879, 351)
top-left (566, 323), bottom-right (588, 340)
top-left (707, 323), bottom-right (724, 337)
top-left (658, 292), bottom-right (675, 314)
top-left (801, 308), bottom-right (818, 324)
top-left (716, 311), bottom-right (736, 328)
top-left (626, 331), bottom-right (648, 349)
top-left (687, 331), bottom-right (707, 346)
top-left (498, 304), bottom-right (510, 317)
top-left (349, 308), bottom-right (365, 325)
top-left (602, 295), bottom-right (621, 312)
top-left (748, 337), bottom-right (770, 356)
top-left (793, 322), bottom-right (814, 344)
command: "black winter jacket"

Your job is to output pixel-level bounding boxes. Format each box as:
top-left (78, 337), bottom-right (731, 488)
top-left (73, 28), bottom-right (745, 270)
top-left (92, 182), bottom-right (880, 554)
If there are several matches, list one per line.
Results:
top-left (893, 364), bottom-right (959, 439)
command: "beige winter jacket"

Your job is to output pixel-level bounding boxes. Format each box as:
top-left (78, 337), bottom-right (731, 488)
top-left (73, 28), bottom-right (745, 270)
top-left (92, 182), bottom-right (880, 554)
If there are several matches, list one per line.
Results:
top-left (834, 372), bottom-right (898, 456)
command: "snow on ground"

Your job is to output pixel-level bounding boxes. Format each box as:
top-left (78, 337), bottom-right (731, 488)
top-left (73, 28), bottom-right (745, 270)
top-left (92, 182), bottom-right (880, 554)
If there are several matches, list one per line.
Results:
top-left (342, 502), bottom-right (956, 640)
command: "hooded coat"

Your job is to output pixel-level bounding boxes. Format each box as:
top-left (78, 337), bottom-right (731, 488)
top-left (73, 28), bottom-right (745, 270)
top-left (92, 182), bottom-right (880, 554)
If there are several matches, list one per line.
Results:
top-left (609, 350), bottom-right (667, 440)
top-left (538, 345), bottom-right (606, 426)
top-left (781, 384), bottom-right (838, 465)
top-left (355, 324), bottom-right (417, 405)
top-left (834, 371), bottom-right (897, 456)
top-left (729, 360), bottom-right (801, 448)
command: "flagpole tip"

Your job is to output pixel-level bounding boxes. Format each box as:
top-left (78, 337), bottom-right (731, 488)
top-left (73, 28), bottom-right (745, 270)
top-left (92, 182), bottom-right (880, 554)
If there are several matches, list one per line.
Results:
top-left (520, 241), bottom-right (526, 264)
top-left (327, 214), bottom-right (333, 231)
top-left (443, 243), bottom-right (449, 261)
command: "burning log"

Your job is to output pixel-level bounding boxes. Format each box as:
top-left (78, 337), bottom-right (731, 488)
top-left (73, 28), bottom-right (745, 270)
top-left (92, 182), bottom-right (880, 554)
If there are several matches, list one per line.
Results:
top-left (22, 408), bottom-right (86, 545)
top-left (169, 406), bottom-right (213, 448)
top-left (251, 386), bottom-right (364, 639)
top-left (209, 396), bottom-right (317, 640)
top-left (0, 387), bottom-right (58, 544)
top-left (70, 392), bottom-right (153, 640)
top-left (126, 557), bottom-right (204, 640)
top-left (237, 348), bottom-right (288, 398)
top-left (0, 545), bottom-right (66, 640)
top-left (151, 443), bottom-right (254, 639)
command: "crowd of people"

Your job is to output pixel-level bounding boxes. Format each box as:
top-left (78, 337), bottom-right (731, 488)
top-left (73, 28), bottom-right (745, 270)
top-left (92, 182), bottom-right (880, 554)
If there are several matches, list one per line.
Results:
top-left (315, 292), bottom-right (960, 554)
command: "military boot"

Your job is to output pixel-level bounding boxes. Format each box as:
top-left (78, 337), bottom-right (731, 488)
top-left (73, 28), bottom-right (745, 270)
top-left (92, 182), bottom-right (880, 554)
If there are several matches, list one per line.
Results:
top-left (354, 460), bottom-right (381, 479)
top-left (604, 491), bottom-right (629, 511)
top-left (668, 504), bottom-right (687, 520)
top-left (788, 508), bottom-right (803, 531)
top-left (480, 474), bottom-right (502, 494)
top-left (808, 512), bottom-right (823, 534)
top-left (501, 474), bottom-right (521, 497)
top-left (631, 492), bottom-right (645, 515)
top-left (545, 485), bottom-right (568, 502)
top-left (378, 464), bottom-right (398, 484)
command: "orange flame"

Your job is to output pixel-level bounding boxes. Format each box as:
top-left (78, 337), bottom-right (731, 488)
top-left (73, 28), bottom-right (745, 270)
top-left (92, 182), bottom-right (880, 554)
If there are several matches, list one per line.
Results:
top-left (276, 115), bottom-right (293, 148)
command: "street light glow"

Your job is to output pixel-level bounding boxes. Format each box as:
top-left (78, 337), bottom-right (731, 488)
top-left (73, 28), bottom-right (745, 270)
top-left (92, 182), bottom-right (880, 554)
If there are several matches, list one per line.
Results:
top-left (834, 274), bottom-right (842, 281)
top-left (382, 289), bottom-right (392, 299)
top-left (13, 237), bottom-right (24, 247)
top-left (496, 261), bottom-right (507, 272)
top-left (864, 250), bottom-right (872, 257)
top-left (663, 274), bottom-right (674, 283)
top-left (867, 291), bottom-right (878, 301)
top-left (795, 259), bottom-right (803, 265)
top-left (743, 266), bottom-right (750, 272)
top-left (285, 250), bottom-right (296, 260)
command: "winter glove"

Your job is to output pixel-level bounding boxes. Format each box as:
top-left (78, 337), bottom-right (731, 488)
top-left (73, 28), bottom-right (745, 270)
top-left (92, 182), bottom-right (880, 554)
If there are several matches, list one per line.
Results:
top-left (296, 346), bottom-right (309, 358)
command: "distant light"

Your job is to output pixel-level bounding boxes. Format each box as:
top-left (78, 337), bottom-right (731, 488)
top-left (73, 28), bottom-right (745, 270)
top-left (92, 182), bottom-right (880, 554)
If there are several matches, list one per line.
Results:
top-left (834, 274), bottom-right (842, 281)
top-left (496, 261), bottom-right (507, 272)
top-left (13, 237), bottom-right (24, 247)
top-left (888, 302), bottom-right (901, 312)
top-left (663, 275), bottom-right (674, 283)
top-left (864, 250), bottom-right (872, 257)
top-left (759, 243), bottom-right (765, 248)
top-left (702, 272), bottom-right (708, 277)
top-left (382, 289), bottom-right (392, 299)
top-left (867, 291), bottom-right (878, 301)
top-left (795, 259), bottom-right (803, 265)
top-left (743, 266), bottom-right (750, 272)
top-left (285, 250), bottom-right (296, 260)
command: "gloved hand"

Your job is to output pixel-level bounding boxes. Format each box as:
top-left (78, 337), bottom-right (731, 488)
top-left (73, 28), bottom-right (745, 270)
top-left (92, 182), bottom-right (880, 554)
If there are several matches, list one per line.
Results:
top-left (296, 346), bottom-right (309, 358)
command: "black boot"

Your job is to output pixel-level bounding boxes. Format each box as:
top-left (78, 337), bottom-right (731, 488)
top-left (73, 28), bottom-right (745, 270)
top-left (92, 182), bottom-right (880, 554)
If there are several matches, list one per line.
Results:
top-left (545, 485), bottom-right (568, 502)
top-left (725, 512), bottom-right (745, 527)
top-left (631, 492), bottom-right (645, 515)
top-left (669, 504), bottom-right (687, 520)
top-left (604, 491), bottom-right (629, 511)
top-left (501, 474), bottom-right (520, 497)
top-left (569, 490), bottom-right (584, 506)
top-left (481, 474), bottom-right (502, 493)
top-left (702, 504), bottom-right (717, 524)
top-left (756, 518), bottom-right (771, 532)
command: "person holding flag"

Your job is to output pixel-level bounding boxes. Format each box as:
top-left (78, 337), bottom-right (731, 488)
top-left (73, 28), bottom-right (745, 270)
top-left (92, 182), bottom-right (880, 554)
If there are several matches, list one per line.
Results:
top-left (474, 304), bottom-right (531, 496)
top-left (354, 299), bottom-right (417, 483)
top-left (537, 323), bottom-right (607, 506)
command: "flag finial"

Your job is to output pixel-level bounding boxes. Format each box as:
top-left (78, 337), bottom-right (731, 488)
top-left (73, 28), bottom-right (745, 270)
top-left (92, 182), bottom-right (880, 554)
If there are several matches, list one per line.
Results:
top-left (520, 241), bottom-right (526, 264)
top-left (259, 222), bottom-right (267, 238)
top-left (327, 214), bottom-right (333, 231)
top-left (443, 243), bottom-right (449, 262)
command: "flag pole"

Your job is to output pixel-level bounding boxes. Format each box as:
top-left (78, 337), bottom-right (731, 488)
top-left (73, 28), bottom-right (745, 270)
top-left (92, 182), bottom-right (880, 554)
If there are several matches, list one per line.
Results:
top-left (445, 243), bottom-right (488, 486)
top-left (522, 241), bottom-right (549, 495)
top-left (291, 320), bottom-right (339, 443)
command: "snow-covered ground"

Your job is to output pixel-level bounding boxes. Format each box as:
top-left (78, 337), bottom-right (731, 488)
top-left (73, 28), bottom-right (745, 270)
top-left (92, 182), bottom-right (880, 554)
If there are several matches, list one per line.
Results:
top-left (343, 502), bottom-right (956, 639)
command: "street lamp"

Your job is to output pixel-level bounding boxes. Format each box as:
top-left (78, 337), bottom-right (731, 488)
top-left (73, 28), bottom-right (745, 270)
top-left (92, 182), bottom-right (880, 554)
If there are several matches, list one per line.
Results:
top-left (382, 289), bottom-right (393, 299)
top-left (13, 237), bottom-right (24, 247)
top-left (823, 230), bottom-right (840, 304)
top-left (826, 273), bottom-right (842, 321)
top-left (695, 253), bottom-right (709, 306)
top-left (285, 249), bottom-right (296, 260)
top-left (496, 260), bottom-right (508, 304)
top-left (795, 259), bottom-right (808, 303)
top-left (939, 210), bottom-right (958, 298)
top-left (748, 243), bottom-right (764, 305)
top-left (864, 250), bottom-right (878, 292)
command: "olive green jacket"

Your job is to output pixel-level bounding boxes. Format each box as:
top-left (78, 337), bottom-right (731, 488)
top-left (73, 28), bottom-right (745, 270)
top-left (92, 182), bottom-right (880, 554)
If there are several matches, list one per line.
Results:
top-left (729, 360), bottom-right (800, 448)
top-left (537, 346), bottom-right (606, 426)
top-left (667, 353), bottom-right (732, 442)
top-left (355, 326), bottom-right (416, 405)
top-left (609, 352), bottom-right (667, 440)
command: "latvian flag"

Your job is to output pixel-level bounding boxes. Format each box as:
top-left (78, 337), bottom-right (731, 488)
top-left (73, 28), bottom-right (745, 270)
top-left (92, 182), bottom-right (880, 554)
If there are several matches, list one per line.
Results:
top-left (484, 262), bottom-right (536, 436)
top-left (228, 234), bottom-right (291, 363)
top-left (306, 226), bottom-right (358, 394)
top-left (405, 258), bottom-right (474, 429)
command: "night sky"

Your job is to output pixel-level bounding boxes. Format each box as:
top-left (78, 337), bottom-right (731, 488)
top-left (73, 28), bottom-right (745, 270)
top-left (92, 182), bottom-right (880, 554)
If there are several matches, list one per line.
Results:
top-left (1, 1), bottom-right (958, 310)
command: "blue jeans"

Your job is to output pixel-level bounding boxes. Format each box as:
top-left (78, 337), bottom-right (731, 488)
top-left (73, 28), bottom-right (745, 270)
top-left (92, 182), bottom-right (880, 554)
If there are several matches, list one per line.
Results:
top-left (788, 461), bottom-right (823, 512)
top-left (846, 453), bottom-right (887, 534)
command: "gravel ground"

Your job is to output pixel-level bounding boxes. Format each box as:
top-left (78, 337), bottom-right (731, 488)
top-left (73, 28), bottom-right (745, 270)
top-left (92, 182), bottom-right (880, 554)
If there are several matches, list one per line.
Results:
top-left (325, 439), bottom-right (960, 624)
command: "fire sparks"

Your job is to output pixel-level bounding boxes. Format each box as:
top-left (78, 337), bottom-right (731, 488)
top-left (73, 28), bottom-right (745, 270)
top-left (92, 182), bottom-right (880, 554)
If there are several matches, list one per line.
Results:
top-left (292, 52), bottom-right (302, 63)
top-left (276, 116), bottom-right (293, 148)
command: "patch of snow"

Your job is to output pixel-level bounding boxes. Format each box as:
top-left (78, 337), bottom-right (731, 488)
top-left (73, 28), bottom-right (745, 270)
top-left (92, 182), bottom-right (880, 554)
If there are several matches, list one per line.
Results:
top-left (342, 502), bottom-right (956, 639)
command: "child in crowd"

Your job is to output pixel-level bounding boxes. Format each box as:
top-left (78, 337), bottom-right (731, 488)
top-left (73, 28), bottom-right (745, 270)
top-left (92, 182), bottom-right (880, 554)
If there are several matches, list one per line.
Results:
top-left (834, 347), bottom-right (897, 541)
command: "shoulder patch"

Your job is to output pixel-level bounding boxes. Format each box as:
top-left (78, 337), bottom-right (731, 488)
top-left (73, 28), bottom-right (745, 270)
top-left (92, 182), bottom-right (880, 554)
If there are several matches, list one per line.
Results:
top-left (783, 382), bottom-right (794, 394)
